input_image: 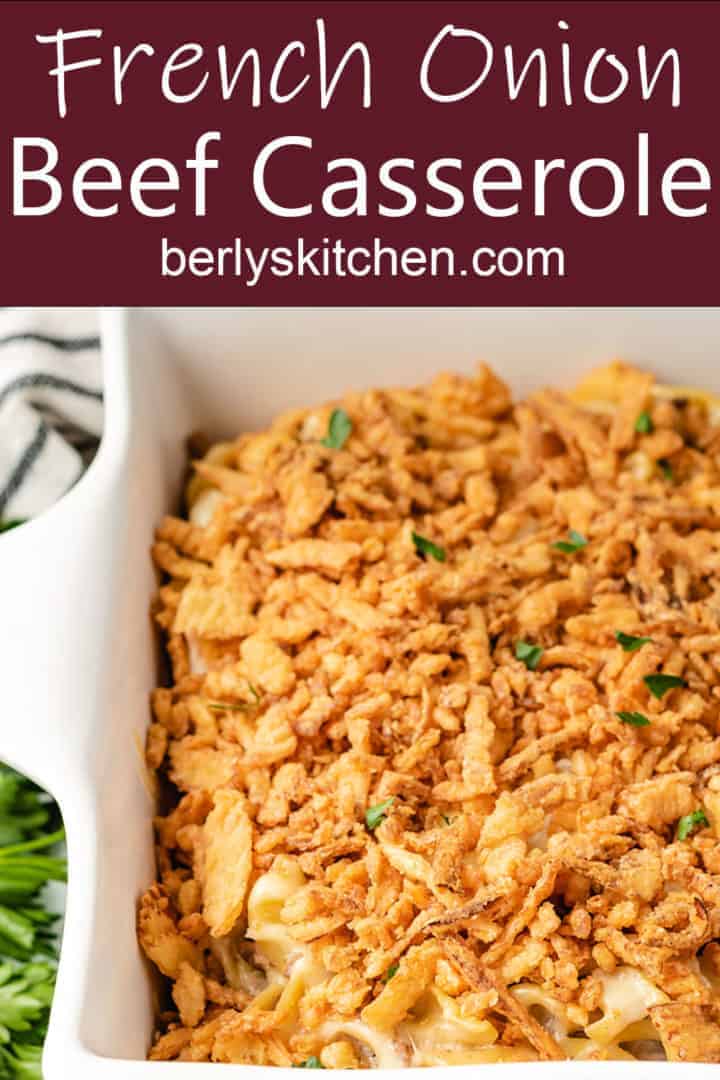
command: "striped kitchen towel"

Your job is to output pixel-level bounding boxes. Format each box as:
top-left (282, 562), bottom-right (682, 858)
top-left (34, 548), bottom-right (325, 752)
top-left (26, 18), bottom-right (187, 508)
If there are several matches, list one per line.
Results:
top-left (0, 309), bottom-right (102, 524)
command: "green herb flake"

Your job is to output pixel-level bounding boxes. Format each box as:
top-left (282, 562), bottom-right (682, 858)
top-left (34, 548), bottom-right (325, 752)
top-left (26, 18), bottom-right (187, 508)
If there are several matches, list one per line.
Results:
top-left (205, 700), bottom-right (251, 713)
top-left (615, 631), bottom-right (652, 653)
top-left (515, 641), bottom-right (544, 671)
top-left (635, 411), bottom-right (654, 435)
top-left (552, 529), bottom-right (587, 554)
top-left (616, 711), bottom-right (650, 727)
top-left (677, 808), bottom-right (709, 841)
top-left (411, 532), bottom-right (446, 562)
top-left (659, 459), bottom-right (674, 481)
top-left (247, 683), bottom-right (261, 702)
top-left (643, 673), bottom-right (687, 700)
top-left (293, 1057), bottom-right (325, 1069)
top-left (365, 797), bottom-right (395, 831)
top-left (0, 520), bottom-right (25, 534)
top-left (321, 408), bottom-right (352, 450)
top-left (382, 963), bottom-right (399, 982)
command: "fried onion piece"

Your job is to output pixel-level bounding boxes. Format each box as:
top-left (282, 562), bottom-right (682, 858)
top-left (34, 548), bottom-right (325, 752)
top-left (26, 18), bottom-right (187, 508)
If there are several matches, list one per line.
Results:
top-left (137, 885), bottom-right (203, 979)
top-left (148, 1026), bottom-right (192, 1061)
top-left (441, 937), bottom-right (565, 1061)
top-left (481, 859), bottom-right (561, 966)
top-left (361, 942), bottom-right (439, 1030)
top-left (172, 961), bottom-right (207, 1027)
top-left (142, 363), bottom-right (720, 1064)
top-left (202, 789), bottom-right (253, 937)
top-left (649, 1002), bottom-right (720, 1062)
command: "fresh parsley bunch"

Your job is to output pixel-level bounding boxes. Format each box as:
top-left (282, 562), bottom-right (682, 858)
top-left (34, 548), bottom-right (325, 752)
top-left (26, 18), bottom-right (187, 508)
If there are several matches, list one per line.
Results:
top-left (0, 765), bottom-right (65, 1079)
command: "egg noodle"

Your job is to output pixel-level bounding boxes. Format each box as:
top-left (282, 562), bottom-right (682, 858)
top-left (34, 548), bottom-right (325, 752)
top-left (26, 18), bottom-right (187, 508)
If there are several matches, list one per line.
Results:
top-left (139, 362), bottom-right (720, 1065)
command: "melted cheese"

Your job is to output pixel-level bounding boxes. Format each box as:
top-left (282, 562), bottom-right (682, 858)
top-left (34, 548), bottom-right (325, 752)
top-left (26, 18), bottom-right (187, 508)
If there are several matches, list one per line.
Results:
top-left (401, 987), bottom-right (498, 1066)
top-left (186, 633), bottom-right (207, 675)
top-left (245, 860), bottom-right (669, 1066)
top-left (586, 966), bottom-right (668, 1045)
top-left (188, 486), bottom-right (223, 526)
top-left (512, 983), bottom-right (572, 1039)
top-left (318, 1019), bottom-right (407, 1068)
top-left (246, 857), bottom-right (311, 972)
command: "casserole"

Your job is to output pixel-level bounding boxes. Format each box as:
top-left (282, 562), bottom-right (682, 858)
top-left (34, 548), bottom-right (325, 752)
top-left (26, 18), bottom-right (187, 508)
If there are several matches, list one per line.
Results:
top-left (2, 305), bottom-right (720, 1076)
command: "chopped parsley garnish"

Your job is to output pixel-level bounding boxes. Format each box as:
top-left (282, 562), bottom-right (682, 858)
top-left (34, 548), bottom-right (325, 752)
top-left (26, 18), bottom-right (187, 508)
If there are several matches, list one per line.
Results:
top-left (205, 685), bottom-right (261, 712)
top-left (616, 711), bottom-right (650, 727)
top-left (411, 532), bottom-right (446, 562)
top-left (0, 963), bottom-right (57, 1067)
top-left (383, 963), bottom-right (399, 982)
top-left (615, 631), bottom-right (652, 652)
top-left (552, 529), bottom-right (587, 554)
top-left (365, 797), bottom-right (394, 831)
top-left (0, 520), bottom-right (25, 534)
top-left (677, 808), bottom-right (709, 841)
top-left (634, 411), bottom-right (654, 434)
top-left (515, 641), bottom-right (544, 671)
top-left (321, 408), bottom-right (352, 450)
top-left (643, 673), bottom-right (687, 700)
top-left (0, 769), bottom-right (54, 848)
top-left (0, 764), bottom-right (65, 1076)
top-left (658, 459), bottom-right (674, 481)
top-left (294, 1057), bottom-right (325, 1068)
top-left (205, 700), bottom-right (253, 713)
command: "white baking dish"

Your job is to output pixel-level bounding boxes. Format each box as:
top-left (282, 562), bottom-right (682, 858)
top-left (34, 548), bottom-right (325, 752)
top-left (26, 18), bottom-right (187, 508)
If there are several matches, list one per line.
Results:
top-left (3, 305), bottom-right (720, 1077)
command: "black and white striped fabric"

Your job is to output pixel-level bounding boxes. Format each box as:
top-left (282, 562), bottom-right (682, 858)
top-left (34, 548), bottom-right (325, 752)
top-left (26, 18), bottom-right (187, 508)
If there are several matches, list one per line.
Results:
top-left (0, 309), bottom-right (102, 522)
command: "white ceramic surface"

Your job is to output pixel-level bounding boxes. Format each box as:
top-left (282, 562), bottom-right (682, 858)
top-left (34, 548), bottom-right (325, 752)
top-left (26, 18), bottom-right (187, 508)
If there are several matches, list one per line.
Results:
top-left (2, 305), bottom-right (720, 1076)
